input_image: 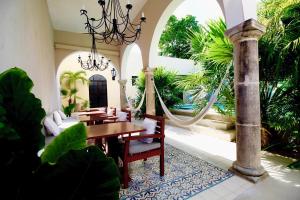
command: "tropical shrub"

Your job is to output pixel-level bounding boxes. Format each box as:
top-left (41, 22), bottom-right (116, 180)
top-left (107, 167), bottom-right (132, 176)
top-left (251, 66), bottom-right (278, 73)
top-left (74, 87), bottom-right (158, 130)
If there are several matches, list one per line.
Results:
top-left (186, 19), bottom-right (235, 116)
top-left (258, 0), bottom-right (300, 157)
top-left (60, 70), bottom-right (88, 114)
top-left (136, 67), bottom-right (183, 116)
top-left (26, 146), bottom-right (121, 200)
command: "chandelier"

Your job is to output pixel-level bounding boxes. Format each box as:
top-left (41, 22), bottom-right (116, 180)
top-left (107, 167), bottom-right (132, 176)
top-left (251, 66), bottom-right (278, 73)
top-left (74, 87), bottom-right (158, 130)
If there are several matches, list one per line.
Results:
top-left (80, 0), bottom-right (146, 45)
top-left (78, 32), bottom-right (111, 71)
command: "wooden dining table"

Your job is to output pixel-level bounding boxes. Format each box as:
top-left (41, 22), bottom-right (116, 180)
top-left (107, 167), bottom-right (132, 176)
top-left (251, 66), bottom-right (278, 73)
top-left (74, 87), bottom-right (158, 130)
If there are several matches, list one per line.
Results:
top-left (86, 122), bottom-right (145, 140)
top-left (86, 122), bottom-right (146, 164)
top-left (79, 115), bottom-right (118, 125)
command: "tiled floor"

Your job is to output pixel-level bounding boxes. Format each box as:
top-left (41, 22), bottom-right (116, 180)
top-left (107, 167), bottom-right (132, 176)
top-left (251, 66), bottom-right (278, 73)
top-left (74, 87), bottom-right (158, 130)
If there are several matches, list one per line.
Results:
top-left (45, 119), bottom-right (300, 199)
top-left (160, 123), bottom-right (300, 200)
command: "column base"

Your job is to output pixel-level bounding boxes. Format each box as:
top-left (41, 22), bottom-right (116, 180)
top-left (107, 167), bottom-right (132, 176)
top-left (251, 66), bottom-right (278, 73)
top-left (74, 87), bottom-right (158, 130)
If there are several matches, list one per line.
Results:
top-left (229, 161), bottom-right (269, 183)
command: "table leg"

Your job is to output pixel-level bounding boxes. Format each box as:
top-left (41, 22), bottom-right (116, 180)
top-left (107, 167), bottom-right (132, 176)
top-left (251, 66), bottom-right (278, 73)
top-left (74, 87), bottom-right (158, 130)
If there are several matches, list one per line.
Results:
top-left (106, 136), bottom-right (122, 166)
top-left (95, 138), bottom-right (106, 151)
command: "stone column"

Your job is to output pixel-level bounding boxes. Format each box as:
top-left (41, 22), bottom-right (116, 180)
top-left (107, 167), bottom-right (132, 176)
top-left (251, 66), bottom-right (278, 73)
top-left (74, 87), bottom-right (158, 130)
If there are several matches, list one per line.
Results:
top-left (118, 79), bottom-right (128, 110)
top-left (144, 67), bottom-right (156, 115)
top-left (225, 19), bottom-right (267, 182)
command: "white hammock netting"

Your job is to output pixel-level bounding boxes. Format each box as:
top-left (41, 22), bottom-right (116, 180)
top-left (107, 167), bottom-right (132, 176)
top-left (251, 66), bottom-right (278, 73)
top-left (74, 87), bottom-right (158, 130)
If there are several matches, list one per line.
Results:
top-left (125, 88), bottom-right (146, 112)
top-left (153, 64), bottom-right (231, 126)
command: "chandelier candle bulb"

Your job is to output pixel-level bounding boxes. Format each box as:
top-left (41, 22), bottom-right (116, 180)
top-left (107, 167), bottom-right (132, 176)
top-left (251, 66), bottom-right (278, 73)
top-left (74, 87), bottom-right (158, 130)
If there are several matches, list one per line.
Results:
top-left (142, 12), bottom-right (145, 18)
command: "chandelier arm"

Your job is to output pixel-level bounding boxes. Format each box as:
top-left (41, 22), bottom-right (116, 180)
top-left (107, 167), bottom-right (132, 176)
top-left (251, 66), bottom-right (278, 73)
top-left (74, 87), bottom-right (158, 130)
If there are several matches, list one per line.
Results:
top-left (80, 0), bottom-right (146, 45)
top-left (116, 1), bottom-right (128, 21)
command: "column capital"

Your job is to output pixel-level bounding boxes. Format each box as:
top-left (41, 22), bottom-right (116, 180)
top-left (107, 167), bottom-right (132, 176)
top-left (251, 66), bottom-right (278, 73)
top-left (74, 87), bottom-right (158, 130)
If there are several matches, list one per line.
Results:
top-left (225, 19), bottom-right (266, 43)
top-left (118, 79), bottom-right (127, 85)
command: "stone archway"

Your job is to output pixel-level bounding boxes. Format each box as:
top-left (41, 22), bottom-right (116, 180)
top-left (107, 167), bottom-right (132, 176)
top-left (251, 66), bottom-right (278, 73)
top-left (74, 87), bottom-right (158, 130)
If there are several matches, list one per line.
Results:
top-left (56, 51), bottom-right (121, 110)
top-left (121, 0), bottom-right (267, 182)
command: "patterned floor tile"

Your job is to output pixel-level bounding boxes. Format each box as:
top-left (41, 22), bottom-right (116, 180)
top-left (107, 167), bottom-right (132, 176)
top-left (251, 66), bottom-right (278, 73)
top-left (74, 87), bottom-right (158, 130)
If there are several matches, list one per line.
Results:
top-left (120, 144), bottom-right (233, 200)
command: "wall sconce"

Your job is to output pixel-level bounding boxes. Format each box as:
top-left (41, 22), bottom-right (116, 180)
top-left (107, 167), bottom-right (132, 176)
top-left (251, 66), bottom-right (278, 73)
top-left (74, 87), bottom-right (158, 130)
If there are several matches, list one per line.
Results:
top-left (111, 68), bottom-right (116, 80)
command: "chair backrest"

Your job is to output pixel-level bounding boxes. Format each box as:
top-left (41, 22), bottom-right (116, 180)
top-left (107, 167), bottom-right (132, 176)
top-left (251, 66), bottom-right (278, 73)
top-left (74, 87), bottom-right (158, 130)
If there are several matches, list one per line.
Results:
top-left (121, 109), bottom-right (132, 122)
top-left (144, 114), bottom-right (165, 138)
top-left (107, 107), bottom-right (116, 116)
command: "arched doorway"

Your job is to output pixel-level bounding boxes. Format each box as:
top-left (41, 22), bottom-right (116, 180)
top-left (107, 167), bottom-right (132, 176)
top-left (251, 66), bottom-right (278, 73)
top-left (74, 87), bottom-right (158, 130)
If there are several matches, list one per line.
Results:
top-left (56, 51), bottom-right (121, 110)
top-left (89, 74), bottom-right (108, 108)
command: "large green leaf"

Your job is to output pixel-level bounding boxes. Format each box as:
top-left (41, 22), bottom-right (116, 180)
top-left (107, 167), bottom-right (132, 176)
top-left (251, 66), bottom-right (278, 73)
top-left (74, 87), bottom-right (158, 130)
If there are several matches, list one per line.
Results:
top-left (0, 67), bottom-right (46, 199)
top-left (0, 67), bottom-right (46, 152)
top-left (41, 122), bottom-right (87, 164)
top-left (25, 146), bottom-right (120, 200)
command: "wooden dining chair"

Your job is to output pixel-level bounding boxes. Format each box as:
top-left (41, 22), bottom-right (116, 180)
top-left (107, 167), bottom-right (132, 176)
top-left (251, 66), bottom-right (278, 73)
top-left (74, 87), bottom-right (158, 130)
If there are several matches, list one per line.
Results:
top-left (121, 109), bottom-right (131, 122)
top-left (103, 107), bottom-right (117, 124)
top-left (121, 114), bottom-right (165, 188)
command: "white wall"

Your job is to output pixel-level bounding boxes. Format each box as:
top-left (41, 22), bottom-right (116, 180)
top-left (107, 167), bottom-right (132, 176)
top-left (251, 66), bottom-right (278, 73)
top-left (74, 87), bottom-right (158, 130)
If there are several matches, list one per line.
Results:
top-left (57, 52), bottom-right (120, 109)
top-left (151, 56), bottom-right (199, 75)
top-left (122, 44), bottom-right (144, 100)
top-left (0, 0), bottom-right (57, 113)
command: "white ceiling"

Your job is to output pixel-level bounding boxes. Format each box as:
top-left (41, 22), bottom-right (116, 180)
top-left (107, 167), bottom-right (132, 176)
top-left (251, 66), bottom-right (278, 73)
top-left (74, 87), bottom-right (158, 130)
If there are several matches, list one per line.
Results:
top-left (47, 0), bottom-right (147, 33)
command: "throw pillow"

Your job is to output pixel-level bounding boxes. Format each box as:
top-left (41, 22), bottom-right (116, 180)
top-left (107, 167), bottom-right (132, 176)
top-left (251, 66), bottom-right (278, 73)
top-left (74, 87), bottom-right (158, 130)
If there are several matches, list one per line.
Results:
top-left (53, 111), bottom-right (63, 126)
top-left (139, 118), bottom-right (157, 144)
top-left (58, 110), bottom-right (67, 120)
top-left (44, 116), bottom-right (60, 136)
top-left (107, 108), bottom-right (115, 116)
top-left (116, 111), bottom-right (127, 121)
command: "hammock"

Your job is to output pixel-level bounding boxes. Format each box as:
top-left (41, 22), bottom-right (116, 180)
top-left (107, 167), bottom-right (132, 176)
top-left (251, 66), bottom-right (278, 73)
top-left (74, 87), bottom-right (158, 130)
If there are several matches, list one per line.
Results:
top-left (125, 88), bottom-right (146, 112)
top-left (153, 64), bottom-right (231, 126)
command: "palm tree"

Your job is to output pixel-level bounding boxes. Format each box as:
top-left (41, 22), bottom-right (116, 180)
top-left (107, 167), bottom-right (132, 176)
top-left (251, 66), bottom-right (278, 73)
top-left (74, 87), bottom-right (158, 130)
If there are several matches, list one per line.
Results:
top-left (183, 19), bottom-right (235, 116)
top-left (60, 70), bottom-right (88, 106)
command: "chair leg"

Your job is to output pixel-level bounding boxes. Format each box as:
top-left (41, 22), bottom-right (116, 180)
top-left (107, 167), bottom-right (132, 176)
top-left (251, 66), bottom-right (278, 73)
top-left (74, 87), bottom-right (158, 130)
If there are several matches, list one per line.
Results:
top-left (160, 152), bottom-right (164, 177)
top-left (123, 160), bottom-right (129, 189)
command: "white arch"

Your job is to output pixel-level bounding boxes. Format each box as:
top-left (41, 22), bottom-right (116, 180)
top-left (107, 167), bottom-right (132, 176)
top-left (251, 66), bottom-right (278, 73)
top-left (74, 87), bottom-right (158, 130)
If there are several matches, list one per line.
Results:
top-left (146, 0), bottom-right (257, 68)
top-left (149, 0), bottom-right (225, 68)
top-left (120, 43), bottom-right (143, 80)
top-left (120, 43), bottom-right (144, 99)
top-left (56, 51), bottom-right (120, 109)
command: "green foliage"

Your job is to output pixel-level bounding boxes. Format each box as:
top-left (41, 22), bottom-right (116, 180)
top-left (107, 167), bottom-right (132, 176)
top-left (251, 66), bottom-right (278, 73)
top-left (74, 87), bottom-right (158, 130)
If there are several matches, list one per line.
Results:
top-left (258, 0), bottom-right (300, 152)
top-left (185, 1), bottom-right (300, 152)
top-left (0, 67), bottom-right (46, 199)
top-left (41, 123), bottom-right (87, 164)
top-left (287, 160), bottom-right (300, 169)
top-left (82, 100), bottom-right (89, 109)
top-left (136, 67), bottom-right (183, 116)
top-left (63, 103), bottom-right (76, 117)
top-left (187, 19), bottom-right (235, 116)
top-left (159, 15), bottom-right (200, 59)
top-left (60, 70), bottom-right (88, 113)
top-left (25, 146), bottom-right (120, 200)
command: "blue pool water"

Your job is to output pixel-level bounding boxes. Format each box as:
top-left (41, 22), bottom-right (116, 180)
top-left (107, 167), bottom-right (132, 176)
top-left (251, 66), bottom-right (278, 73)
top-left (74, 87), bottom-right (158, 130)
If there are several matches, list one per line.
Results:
top-left (173, 104), bottom-right (196, 110)
top-left (173, 102), bottom-right (225, 111)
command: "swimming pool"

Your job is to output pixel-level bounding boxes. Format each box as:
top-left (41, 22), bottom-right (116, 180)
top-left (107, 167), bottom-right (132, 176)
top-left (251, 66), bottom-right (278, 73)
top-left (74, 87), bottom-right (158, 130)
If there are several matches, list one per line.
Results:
top-left (173, 102), bottom-right (225, 111)
top-left (173, 104), bottom-right (196, 110)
